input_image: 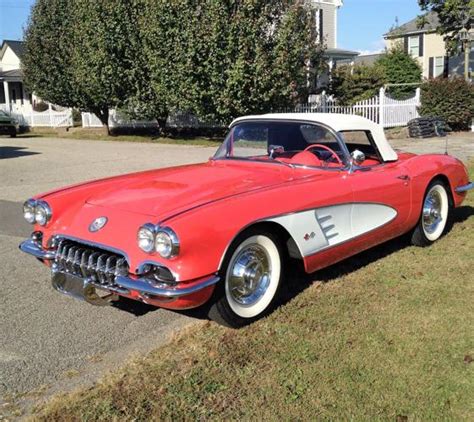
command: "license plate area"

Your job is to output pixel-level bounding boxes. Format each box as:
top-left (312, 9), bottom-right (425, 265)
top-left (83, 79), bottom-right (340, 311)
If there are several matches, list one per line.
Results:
top-left (51, 271), bottom-right (118, 306)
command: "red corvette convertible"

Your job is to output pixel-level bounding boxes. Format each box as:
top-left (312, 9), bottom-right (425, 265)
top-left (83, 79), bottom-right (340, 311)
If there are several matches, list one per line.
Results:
top-left (20, 113), bottom-right (472, 327)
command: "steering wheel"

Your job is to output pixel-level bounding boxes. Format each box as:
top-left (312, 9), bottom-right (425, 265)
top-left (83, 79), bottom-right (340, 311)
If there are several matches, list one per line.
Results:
top-left (304, 144), bottom-right (343, 165)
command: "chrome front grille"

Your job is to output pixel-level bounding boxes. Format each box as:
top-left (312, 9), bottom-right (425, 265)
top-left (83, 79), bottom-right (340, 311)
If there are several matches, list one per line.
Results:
top-left (54, 238), bottom-right (129, 287)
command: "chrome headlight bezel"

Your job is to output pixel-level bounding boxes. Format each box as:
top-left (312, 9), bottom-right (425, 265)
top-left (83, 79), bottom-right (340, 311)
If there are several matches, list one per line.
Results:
top-left (155, 227), bottom-right (180, 259)
top-left (34, 200), bottom-right (52, 226)
top-left (23, 199), bottom-right (52, 226)
top-left (137, 223), bottom-right (156, 253)
top-left (137, 224), bottom-right (180, 259)
top-left (23, 199), bottom-right (37, 224)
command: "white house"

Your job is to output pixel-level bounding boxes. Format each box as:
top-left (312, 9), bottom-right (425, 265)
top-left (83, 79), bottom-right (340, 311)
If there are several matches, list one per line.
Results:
top-left (312, 0), bottom-right (359, 88)
top-left (0, 40), bottom-right (39, 111)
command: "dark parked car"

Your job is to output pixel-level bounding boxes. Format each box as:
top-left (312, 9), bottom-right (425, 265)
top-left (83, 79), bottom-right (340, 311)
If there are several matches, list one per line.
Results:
top-left (0, 110), bottom-right (19, 137)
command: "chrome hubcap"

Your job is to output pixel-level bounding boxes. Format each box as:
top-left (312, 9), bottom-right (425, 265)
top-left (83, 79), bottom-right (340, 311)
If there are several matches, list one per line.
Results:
top-left (423, 189), bottom-right (443, 234)
top-left (228, 244), bottom-right (271, 306)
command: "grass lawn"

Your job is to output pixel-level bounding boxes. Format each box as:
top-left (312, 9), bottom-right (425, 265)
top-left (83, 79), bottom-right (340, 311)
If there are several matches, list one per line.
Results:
top-left (23, 127), bottom-right (223, 147)
top-left (31, 163), bottom-right (474, 421)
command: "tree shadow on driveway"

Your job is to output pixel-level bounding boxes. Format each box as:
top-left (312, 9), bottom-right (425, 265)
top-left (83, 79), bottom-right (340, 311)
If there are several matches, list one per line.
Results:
top-left (0, 146), bottom-right (41, 160)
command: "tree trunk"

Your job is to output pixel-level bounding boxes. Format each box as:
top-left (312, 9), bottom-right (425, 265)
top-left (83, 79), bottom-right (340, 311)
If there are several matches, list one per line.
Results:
top-left (96, 108), bottom-right (110, 135)
top-left (157, 115), bottom-right (168, 137)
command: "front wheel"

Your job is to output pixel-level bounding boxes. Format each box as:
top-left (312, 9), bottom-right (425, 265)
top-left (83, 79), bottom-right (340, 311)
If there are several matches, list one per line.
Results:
top-left (209, 231), bottom-right (284, 328)
top-left (411, 180), bottom-right (450, 247)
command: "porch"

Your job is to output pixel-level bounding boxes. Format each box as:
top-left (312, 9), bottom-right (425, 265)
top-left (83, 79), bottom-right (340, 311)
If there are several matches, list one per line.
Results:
top-left (0, 69), bottom-right (32, 111)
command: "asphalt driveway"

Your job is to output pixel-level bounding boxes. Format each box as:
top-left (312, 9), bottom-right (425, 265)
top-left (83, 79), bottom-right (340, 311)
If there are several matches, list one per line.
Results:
top-left (0, 133), bottom-right (473, 403)
top-left (0, 137), bottom-right (216, 402)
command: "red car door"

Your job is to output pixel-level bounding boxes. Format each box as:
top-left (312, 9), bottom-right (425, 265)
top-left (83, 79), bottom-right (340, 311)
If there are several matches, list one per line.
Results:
top-left (347, 160), bottom-right (412, 243)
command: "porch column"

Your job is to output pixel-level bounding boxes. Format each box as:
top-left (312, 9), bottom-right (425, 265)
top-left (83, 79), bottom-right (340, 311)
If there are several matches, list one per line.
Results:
top-left (21, 82), bottom-right (26, 106)
top-left (3, 81), bottom-right (10, 111)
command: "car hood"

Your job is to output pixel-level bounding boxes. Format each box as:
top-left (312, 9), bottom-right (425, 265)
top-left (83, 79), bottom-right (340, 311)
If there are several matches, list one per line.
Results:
top-left (85, 160), bottom-right (297, 221)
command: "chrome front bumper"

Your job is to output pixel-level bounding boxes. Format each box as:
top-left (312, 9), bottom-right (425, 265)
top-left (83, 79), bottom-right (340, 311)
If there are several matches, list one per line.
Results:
top-left (19, 237), bottom-right (56, 260)
top-left (455, 182), bottom-right (473, 193)
top-left (19, 238), bottom-right (219, 304)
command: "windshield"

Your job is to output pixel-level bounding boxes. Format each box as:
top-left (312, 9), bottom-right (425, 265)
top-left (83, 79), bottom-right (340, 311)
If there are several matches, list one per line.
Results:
top-left (214, 121), bottom-right (348, 168)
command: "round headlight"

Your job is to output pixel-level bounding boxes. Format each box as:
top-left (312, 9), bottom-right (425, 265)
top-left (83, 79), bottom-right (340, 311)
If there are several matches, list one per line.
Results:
top-left (137, 224), bottom-right (155, 253)
top-left (34, 200), bottom-right (52, 226)
top-left (23, 199), bottom-right (37, 224)
top-left (155, 227), bottom-right (179, 259)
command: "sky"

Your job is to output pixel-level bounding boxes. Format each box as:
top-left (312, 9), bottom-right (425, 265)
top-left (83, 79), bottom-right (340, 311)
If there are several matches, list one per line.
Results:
top-left (339, 0), bottom-right (423, 54)
top-left (0, 0), bottom-right (423, 54)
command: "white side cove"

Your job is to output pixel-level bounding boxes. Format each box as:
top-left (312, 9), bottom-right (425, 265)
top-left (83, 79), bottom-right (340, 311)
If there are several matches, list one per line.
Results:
top-left (268, 203), bottom-right (397, 257)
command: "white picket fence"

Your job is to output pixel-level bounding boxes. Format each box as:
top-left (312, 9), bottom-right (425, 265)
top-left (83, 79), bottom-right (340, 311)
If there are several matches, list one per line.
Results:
top-left (294, 87), bottom-right (421, 128)
top-left (0, 104), bottom-right (73, 127)
top-left (81, 109), bottom-right (222, 129)
top-left (80, 87), bottom-right (421, 130)
top-left (81, 109), bottom-right (159, 129)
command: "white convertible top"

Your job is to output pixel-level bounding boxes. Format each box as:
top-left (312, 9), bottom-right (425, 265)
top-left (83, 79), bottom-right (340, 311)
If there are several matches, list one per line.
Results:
top-left (231, 113), bottom-right (398, 162)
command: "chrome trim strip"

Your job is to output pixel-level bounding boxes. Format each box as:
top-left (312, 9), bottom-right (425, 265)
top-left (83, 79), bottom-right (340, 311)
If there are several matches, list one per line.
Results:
top-left (455, 182), bottom-right (473, 193)
top-left (19, 239), bottom-right (56, 260)
top-left (115, 275), bottom-right (219, 298)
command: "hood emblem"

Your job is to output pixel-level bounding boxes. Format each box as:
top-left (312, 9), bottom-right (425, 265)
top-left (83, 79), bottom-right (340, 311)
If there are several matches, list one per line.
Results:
top-left (89, 216), bottom-right (108, 232)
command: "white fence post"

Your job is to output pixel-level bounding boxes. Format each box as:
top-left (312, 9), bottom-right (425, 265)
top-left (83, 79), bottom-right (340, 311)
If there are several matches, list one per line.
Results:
top-left (379, 87), bottom-right (385, 127)
top-left (48, 103), bottom-right (53, 126)
top-left (415, 87), bottom-right (421, 106)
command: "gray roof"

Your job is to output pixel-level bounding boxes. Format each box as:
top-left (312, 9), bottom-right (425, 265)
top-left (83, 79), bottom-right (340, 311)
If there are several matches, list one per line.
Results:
top-left (1, 40), bottom-right (25, 59)
top-left (354, 53), bottom-right (384, 66)
top-left (324, 47), bottom-right (360, 58)
top-left (385, 11), bottom-right (439, 38)
top-left (0, 69), bottom-right (23, 81)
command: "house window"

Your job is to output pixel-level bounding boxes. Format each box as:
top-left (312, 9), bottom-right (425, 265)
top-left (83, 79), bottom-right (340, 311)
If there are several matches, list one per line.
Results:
top-left (434, 56), bottom-right (444, 77)
top-left (408, 35), bottom-right (420, 56)
top-left (314, 8), bottom-right (323, 43)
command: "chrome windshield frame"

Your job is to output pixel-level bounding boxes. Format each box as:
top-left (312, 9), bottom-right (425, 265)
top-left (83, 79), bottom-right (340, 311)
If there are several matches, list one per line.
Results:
top-left (212, 118), bottom-right (352, 171)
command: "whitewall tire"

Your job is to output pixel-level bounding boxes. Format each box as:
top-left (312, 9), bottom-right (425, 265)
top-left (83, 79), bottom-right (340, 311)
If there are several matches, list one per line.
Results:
top-left (412, 181), bottom-right (451, 247)
top-left (209, 230), bottom-right (285, 328)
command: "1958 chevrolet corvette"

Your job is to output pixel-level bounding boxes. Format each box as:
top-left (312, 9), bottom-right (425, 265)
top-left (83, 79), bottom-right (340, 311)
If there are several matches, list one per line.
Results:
top-left (20, 113), bottom-right (472, 327)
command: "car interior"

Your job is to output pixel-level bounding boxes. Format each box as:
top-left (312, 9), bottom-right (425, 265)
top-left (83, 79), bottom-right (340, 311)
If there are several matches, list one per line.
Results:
top-left (226, 122), bottom-right (383, 168)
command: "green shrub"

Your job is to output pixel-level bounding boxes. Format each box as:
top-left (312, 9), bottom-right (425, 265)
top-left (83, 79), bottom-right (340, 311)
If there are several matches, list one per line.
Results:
top-left (330, 64), bottom-right (386, 105)
top-left (419, 77), bottom-right (474, 131)
top-left (376, 45), bottom-right (422, 99)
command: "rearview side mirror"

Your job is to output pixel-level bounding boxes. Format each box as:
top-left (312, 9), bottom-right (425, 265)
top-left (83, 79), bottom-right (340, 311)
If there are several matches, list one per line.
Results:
top-left (268, 145), bottom-right (285, 159)
top-left (351, 149), bottom-right (366, 165)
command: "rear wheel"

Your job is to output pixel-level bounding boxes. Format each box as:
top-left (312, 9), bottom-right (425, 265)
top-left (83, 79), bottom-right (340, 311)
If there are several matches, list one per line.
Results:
top-left (411, 180), bottom-right (450, 247)
top-left (209, 230), bottom-right (285, 328)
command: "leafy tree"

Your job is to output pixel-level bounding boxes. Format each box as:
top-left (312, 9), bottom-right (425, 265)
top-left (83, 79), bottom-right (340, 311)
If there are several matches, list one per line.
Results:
top-left (330, 65), bottom-right (387, 105)
top-left (418, 0), bottom-right (473, 52)
top-left (24, 0), bottom-right (145, 134)
top-left (376, 45), bottom-right (422, 99)
top-left (419, 77), bottom-right (474, 130)
top-left (24, 0), bottom-right (323, 134)
top-left (139, 0), bottom-right (324, 126)
top-left (23, 0), bottom-right (76, 108)
top-left (70, 0), bottom-right (144, 133)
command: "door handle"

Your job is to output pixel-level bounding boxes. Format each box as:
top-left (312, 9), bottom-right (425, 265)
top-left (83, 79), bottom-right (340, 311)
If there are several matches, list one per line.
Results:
top-left (397, 175), bottom-right (410, 181)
